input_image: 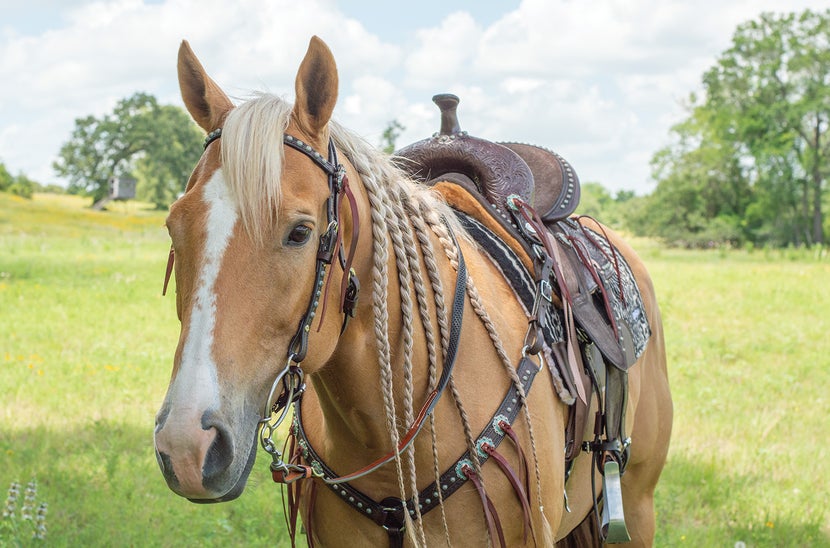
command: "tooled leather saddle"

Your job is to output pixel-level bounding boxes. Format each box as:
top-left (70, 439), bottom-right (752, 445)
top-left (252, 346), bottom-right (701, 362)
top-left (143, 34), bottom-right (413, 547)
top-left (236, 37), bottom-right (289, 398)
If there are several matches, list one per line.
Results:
top-left (394, 94), bottom-right (650, 479)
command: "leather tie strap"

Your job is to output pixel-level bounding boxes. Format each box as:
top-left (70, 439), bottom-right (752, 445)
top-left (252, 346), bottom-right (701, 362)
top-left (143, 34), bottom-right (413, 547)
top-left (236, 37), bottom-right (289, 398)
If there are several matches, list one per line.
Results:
top-left (483, 444), bottom-right (534, 545)
top-left (162, 246), bottom-right (175, 296)
top-left (305, 480), bottom-right (318, 548)
top-left (463, 465), bottom-right (507, 548)
top-left (500, 421), bottom-right (531, 504)
top-left (284, 434), bottom-right (302, 547)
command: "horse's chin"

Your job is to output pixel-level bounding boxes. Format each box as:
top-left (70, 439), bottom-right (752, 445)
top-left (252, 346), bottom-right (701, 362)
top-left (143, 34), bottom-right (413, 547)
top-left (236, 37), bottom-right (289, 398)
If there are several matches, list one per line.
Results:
top-left (186, 429), bottom-right (259, 504)
top-left (188, 488), bottom-right (243, 504)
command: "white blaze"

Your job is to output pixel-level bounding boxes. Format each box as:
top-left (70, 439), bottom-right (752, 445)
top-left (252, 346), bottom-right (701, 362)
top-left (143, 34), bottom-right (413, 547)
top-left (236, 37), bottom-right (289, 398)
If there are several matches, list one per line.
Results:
top-left (170, 170), bottom-right (238, 411)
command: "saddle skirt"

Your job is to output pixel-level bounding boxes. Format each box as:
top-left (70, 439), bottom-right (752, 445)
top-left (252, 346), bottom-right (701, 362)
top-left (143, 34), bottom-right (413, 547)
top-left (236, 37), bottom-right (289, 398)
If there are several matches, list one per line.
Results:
top-left (446, 194), bottom-right (651, 367)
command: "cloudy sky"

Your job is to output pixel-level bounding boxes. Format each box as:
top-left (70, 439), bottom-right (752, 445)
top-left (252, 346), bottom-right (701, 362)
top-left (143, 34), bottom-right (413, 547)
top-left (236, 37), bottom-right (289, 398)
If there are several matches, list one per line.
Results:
top-left (1, 0), bottom-right (827, 193)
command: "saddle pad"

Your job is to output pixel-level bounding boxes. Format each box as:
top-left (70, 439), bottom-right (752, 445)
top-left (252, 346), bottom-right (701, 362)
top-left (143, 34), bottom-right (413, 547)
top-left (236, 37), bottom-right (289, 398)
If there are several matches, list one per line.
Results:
top-left (455, 212), bottom-right (566, 346)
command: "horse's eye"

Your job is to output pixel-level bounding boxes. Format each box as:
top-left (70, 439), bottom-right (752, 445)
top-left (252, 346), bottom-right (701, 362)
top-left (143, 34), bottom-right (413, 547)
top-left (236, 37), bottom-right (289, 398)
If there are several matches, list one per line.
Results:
top-left (287, 224), bottom-right (313, 246)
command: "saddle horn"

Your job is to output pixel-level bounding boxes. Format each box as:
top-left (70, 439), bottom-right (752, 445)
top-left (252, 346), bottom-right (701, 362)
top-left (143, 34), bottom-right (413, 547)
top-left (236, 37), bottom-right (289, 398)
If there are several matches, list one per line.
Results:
top-left (434, 93), bottom-right (461, 135)
top-left (395, 94), bottom-right (535, 215)
top-left (396, 94), bottom-right (581, 222)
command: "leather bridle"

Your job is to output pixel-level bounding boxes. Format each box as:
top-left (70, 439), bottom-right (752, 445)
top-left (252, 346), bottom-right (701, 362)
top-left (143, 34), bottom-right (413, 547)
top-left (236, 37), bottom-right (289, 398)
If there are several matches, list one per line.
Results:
top-left (211, 129), bottom-right (365, 470)
top-left (201, 128), bottom-right (470, 488)
top-left (255, 133), bottom-right (470, 493)
top-left (165, 127), bottom-right (362, 466)
top-left (167, 127), bottom-right (471, 545)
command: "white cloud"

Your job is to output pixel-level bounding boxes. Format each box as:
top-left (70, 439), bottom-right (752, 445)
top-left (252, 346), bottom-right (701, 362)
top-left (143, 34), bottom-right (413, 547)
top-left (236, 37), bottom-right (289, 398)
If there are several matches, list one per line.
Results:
top-left (404, 12), bottom-right (482, 89)
top-left (1, 0), bottom-right (828, 191)
top-left (339, 75), bottom-right (409, 144)
top-left (0, 0), bottom-right (399, 184)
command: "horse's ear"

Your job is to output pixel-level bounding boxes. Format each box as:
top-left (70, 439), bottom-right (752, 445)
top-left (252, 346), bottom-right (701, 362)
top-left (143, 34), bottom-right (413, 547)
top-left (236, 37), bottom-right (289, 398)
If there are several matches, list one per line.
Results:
top-left (177, 40), bottom-right (233, 132)
top-left (293, 36), bottom-right (338, 140)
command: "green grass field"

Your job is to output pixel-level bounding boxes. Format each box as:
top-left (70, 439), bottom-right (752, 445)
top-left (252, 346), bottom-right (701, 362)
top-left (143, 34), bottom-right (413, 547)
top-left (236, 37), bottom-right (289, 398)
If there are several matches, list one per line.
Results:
top-left (1, 192), bottom-right (828, 546)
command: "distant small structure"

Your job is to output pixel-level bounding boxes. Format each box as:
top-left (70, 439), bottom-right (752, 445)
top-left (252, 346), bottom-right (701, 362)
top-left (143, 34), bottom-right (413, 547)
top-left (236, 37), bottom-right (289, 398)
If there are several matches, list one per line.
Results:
top-left (92, 176), bottom-right (137, 210)
top-left (109, 176), bottom-right (136, 200)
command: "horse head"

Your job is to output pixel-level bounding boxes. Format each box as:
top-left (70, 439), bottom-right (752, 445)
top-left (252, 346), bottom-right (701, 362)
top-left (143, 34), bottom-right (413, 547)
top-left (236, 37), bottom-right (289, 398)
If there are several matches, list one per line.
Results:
top-left (154, 37), bottom-right (356, 502)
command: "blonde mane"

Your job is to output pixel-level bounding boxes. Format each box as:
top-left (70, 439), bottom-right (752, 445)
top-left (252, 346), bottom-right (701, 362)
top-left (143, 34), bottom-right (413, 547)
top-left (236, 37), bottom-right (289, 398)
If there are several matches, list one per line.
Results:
top-left (220, 93), bottom-right (291, 241)
top-left (219, 93), bottom-right (453, 243)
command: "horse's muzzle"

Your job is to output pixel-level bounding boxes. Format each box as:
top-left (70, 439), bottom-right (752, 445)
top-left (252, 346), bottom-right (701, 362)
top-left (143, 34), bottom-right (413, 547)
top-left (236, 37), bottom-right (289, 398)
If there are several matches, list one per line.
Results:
top-left (154, 406), bottom-right (258, 502)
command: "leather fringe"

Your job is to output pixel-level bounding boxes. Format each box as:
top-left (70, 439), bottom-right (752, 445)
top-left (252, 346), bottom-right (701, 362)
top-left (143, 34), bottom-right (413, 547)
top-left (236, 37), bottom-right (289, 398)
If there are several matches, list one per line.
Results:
top-left (483, 444), bottom-right (536, 546)
top-left (463, 465), bottom-right (506, 548)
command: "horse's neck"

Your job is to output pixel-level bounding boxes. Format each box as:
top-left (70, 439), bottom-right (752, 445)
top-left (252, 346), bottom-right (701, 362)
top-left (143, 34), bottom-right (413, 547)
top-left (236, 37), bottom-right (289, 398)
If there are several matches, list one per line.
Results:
top-left (304, 179), bottom-right (447, 477)
top-left (308, 257), bottom-right (436, 459)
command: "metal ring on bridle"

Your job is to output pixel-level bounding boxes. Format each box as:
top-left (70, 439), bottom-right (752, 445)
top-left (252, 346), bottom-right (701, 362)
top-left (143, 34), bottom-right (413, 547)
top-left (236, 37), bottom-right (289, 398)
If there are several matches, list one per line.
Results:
top-left (262, 360), bottom-right (293, 419)
top-left (258, 360), bottom-right (304, 455)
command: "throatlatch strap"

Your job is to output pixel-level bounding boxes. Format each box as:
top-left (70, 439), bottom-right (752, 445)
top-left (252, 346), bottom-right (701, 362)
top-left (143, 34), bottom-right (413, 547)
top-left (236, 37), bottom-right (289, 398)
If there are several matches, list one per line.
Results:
top-left (162, 246), bottom-right (174, 296)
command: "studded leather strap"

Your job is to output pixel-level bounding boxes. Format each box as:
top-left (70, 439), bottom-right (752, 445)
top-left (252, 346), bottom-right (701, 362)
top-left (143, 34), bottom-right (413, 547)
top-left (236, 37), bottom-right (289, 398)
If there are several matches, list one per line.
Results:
top-left (291, 354), bottom-right (540, 544)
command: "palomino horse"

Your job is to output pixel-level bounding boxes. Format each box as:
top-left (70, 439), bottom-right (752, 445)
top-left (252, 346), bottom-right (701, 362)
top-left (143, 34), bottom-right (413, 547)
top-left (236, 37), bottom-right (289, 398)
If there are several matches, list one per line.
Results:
top-left (154, 36), bottom-right (672, 547)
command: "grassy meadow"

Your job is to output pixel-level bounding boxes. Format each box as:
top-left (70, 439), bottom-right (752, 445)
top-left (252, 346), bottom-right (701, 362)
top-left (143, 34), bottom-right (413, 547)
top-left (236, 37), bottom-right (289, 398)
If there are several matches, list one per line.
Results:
top-left (1, 192), bottom-right (829, 546)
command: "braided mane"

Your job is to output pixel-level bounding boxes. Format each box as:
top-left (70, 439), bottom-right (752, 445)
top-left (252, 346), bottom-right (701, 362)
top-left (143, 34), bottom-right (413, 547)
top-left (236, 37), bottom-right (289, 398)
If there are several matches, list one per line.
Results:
top-left (331, 117), bottom-right (546, 545)
top-left (221, 93), bottom-right (542, 545)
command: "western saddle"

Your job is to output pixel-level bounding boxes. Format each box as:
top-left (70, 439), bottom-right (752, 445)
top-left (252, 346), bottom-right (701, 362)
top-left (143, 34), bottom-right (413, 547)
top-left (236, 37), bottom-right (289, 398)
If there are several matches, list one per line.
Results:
top-left (395, 94), bottom-right (636, 543)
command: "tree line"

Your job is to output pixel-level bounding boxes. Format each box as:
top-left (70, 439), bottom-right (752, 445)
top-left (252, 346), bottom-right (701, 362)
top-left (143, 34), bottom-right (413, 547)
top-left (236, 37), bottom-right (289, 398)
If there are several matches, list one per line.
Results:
top-left (629, 8), bottom-right (830, 247)
top-left (3, 8), bottom-right (825, 247)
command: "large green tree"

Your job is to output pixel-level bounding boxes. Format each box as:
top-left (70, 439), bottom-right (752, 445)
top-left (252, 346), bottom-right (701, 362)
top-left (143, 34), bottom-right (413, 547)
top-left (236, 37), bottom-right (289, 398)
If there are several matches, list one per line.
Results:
top-left (706, 9), bottom-right (830, 245)
top-left (54, 93), bottom-right (203, 208)
top-left (133, 104), bottom-right (205, 208)
top-left (642, 9), bottom-right (830, 246)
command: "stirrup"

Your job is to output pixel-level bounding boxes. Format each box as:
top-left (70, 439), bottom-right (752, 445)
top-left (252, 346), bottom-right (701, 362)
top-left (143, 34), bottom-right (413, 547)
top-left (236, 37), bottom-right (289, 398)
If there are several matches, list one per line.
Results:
top-left (601, 460), bottom-right (630, 543)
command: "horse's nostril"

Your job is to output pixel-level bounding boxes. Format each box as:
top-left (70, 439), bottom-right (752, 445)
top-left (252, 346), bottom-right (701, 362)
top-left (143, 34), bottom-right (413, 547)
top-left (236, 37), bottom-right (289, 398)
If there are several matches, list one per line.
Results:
top-left (202, 419), bottom-right (234, 491)
top-left (156, 451), bottom-right (180, 489)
